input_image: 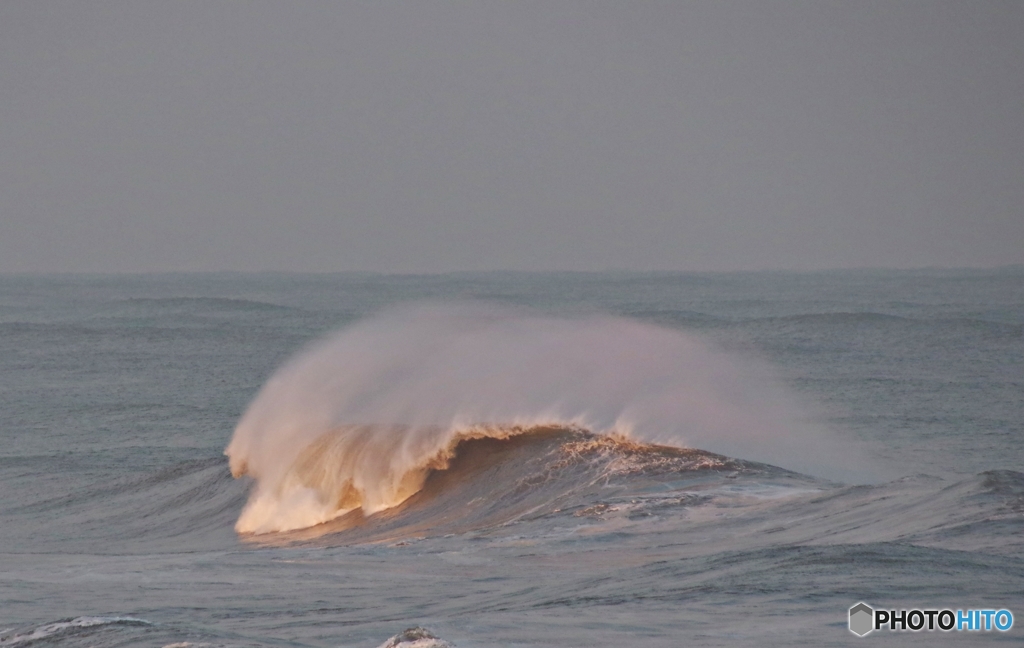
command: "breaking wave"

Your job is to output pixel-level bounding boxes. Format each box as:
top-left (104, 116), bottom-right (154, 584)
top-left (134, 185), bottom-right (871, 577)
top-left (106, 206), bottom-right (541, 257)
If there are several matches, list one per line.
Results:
top-left (226, 303), bottom-right (870, 534)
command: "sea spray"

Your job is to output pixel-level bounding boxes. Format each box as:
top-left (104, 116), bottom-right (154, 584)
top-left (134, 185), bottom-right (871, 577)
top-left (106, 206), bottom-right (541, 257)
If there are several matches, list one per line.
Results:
top-left (226, 302), bottom-right (869, 533)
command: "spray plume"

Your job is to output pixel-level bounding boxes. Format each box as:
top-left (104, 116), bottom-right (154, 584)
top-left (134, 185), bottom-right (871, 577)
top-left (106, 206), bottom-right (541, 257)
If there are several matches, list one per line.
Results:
top-left (226, 303), bottom-right (866, 534)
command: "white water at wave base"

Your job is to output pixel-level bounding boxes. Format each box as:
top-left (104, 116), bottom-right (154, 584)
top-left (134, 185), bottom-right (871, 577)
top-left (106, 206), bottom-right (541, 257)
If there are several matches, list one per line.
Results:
top-left (225, 303), bottom-right (873, 534)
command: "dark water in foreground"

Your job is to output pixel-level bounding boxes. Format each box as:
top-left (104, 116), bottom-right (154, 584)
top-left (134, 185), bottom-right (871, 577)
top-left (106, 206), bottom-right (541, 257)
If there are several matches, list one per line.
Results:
top-left (1, 269), bottom-right (1022, 646)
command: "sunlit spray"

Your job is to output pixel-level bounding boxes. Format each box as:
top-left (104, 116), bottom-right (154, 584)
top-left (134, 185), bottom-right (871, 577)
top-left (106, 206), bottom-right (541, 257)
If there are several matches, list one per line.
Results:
top-left (225, 302), bottom-right (873, 534)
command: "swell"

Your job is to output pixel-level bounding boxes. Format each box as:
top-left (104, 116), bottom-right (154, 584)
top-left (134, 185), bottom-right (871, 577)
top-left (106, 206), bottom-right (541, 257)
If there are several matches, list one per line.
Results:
top-left (118, 296), bottom-right (295, 312)
top-left (2, 458), bottom-right (247, 553)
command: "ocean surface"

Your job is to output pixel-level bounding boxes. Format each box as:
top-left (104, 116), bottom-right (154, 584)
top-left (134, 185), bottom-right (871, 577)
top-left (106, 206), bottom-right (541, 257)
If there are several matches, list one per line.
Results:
top-left (0, 269), bottom-right (1021, 647)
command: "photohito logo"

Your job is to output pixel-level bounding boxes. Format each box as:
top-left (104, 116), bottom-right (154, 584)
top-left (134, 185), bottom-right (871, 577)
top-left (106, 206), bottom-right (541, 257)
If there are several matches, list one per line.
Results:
top-left (849, 602), bottom-right (1013, 637)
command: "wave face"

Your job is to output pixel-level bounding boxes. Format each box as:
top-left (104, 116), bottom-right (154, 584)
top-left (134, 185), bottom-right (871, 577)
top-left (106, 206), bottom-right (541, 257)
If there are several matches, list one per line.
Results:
top-left (242, 427), bottom-right (773, 544)
top-left (226, 303), bottom-right (867, 534)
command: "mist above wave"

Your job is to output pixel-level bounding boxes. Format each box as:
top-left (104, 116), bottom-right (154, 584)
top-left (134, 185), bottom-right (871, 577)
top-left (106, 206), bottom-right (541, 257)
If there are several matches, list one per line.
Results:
top-left (225, 303), bottom-right (869, 534)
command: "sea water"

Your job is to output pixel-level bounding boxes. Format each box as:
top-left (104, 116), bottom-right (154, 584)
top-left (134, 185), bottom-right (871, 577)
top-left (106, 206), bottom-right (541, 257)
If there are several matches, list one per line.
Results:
top-left (0, 269), bottom-right (1021, 646)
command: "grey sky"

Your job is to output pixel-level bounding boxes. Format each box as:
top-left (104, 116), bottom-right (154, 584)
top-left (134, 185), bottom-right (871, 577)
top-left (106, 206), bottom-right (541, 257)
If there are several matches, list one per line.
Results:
top-left (1, 1), bottom-right (1021, 273)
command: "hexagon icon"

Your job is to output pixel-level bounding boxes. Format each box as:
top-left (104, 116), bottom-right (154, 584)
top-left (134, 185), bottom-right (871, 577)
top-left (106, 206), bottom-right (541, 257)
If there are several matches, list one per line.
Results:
top-left (849, 602), bottom-right (874, 636)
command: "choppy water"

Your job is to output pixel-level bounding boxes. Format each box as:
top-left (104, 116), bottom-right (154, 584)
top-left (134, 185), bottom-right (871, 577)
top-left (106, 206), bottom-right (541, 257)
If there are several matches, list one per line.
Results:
top-left (1, 269), bottom-right (1021, 647)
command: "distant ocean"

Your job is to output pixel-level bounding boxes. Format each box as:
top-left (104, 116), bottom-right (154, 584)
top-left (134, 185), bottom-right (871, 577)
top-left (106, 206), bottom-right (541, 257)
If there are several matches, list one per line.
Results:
top-left (1, 269), bottom-right (1021, 647)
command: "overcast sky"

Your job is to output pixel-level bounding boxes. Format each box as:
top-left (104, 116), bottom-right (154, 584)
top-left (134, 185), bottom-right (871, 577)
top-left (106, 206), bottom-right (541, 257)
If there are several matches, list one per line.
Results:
top-left (1, 1), bottom-right (1021, 273)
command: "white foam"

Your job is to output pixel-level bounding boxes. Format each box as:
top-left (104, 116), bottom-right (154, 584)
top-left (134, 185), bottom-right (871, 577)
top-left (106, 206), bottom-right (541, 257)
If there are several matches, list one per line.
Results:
top-left (0, 616), bottom-right (149, 646)
top-left (376, 626), bottom-right (454, 648)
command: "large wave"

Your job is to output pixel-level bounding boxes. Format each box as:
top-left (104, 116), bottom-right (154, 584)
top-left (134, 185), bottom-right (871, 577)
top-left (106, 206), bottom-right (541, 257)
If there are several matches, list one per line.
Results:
top-left (225, 303), bottom-right (869, 534)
